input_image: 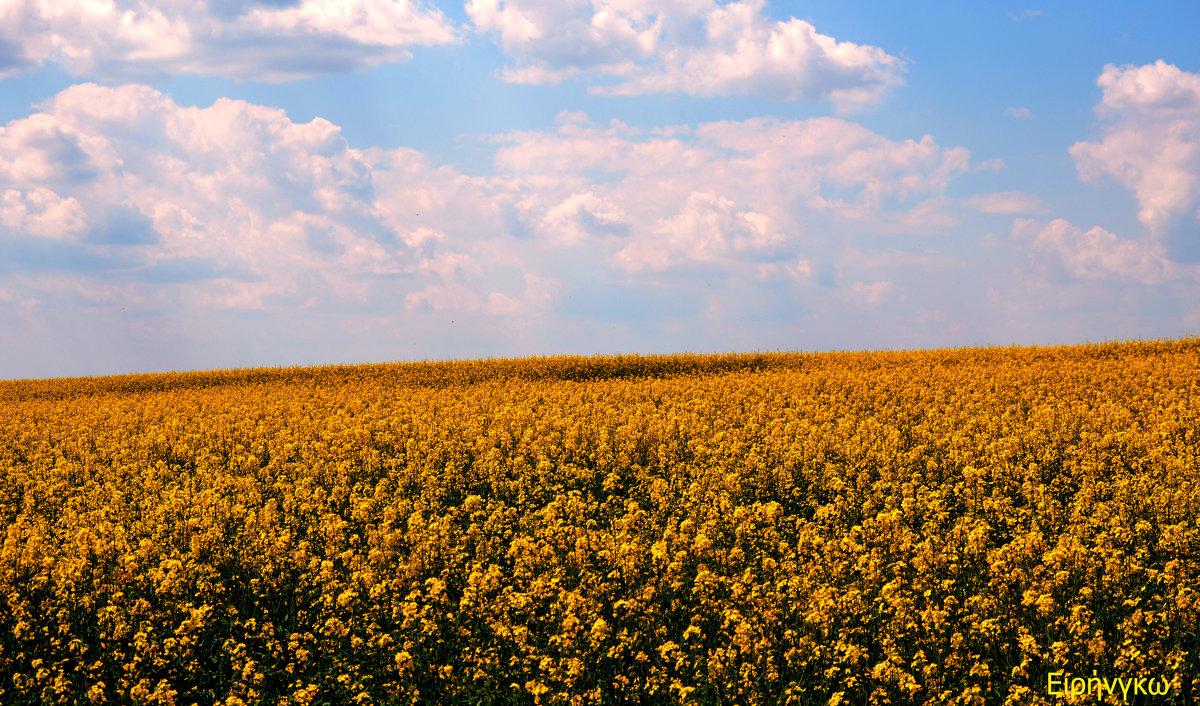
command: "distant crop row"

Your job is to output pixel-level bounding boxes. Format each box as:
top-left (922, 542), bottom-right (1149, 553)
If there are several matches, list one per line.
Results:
top-left (1, 340), bottom-right (1198, 704)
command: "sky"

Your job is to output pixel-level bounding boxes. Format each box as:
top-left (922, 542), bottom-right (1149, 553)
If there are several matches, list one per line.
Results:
top-left (1, 0), bottom-right (1199, 379)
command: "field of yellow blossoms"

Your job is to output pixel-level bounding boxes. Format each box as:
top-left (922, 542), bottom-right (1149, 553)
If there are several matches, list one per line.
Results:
top-left (2, 339), bottom-right (1198, 705)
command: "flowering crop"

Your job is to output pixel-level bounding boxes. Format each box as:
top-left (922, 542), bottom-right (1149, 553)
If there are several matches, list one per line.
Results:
top-left (1, 341), bottom-right (1198, 704)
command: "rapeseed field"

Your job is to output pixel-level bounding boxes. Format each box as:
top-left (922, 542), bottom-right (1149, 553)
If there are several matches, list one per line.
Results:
top-left (1, 340), bottom-right (1197, 705)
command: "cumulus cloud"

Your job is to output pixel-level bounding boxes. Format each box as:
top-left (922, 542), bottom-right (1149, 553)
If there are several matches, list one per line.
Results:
top-left (1011, 217), bottom-right (1174, 284)
top-left (467, 0), bottom-right (906, 112)
top-left (1070, 61), bottom-right (1200, 260)
top-left (0, 0), bottom-right (457, 81)
top-left (0, 83), bottom-right (493, 314)
top-left (1, 84), bottom-right (994, 377)
top-left (0, 87), bottom-right (976, 293)
top-left (490, 113), bottom-right (973, 273)
top-left (614, 191), bottom-right (782, 270)
top-left (539, 191), bottom-right (628, 243)
top-left (1, 187), bottom-right (87, 238)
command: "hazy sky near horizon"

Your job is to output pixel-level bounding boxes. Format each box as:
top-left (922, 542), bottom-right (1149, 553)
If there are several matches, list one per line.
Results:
top-left (1, 0), bottom-right (1199, 379)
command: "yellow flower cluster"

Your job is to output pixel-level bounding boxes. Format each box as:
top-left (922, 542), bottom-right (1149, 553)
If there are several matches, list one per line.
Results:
top-left (1, 340), bottom-right (1197, 704)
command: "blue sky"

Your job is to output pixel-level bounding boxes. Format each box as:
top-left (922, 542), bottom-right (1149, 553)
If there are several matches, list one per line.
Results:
top-left (1, 0), bottom-right (1199, 379)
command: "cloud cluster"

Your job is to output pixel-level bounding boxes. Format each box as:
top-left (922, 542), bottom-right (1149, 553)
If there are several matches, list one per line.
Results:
top-left (0, 84), bottom-right (977, 329)
top-left (5, 60), bottom-right (1197, 376)
top-left (1070, 61), bottom-right (1200, 260)
top-left (1000, 62), bottom-right (1200, 293)
top-left (1011, 218), bottom-right (1173, 285)
top-left (0, 0), bottom-right (457, 81)
top-left (1, 187), bottom-right (86, 239)
top-left (467, 0), bottom-right (906, 111)
top-left (493, 114), bottom-right (971, 269)
top-left (614, 191), bottom-right (782, 271)
top-left (0, 83), bottom-right (451, 310)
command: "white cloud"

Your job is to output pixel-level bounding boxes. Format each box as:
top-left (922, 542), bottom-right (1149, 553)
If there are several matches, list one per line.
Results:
top-left (965, 190), bottom-right (1049, 215)
top-left (554, 109), bottom-right (591, 125)
top-left (1007, 9), bottom-right (1042, 22)
top-left (825, 196), bottom-right (960, 234)
top-left (1069, 61), bottom-right (1200, 258)
top-left (0, 83), bottom-right (1000, 377)
top-left (1090, 60), bottom-right (1200, 116)
top-left (0, 84), bottom-right (608, 343)
top-left (1, 188), bottom-right (87, 238)
top-left (467, 0), bottom-right (906, 112)
top-left (491, 114), bottom-right (973, 272)
top-left (0, 0), bottom-right (457, 81)
top-left (1003, 107), bottom-right (1033, 119)
top-left (974, 158), bottom-right (1006, 171)
top-left (848, 280), bottom-right (893, 307)
top-left (0, 88), bottom-right (974, 289)
top-left (404, 259), bottom-right (557, 317)
top-left (404, 283), bottom-right (479, 313)
top-left (485, 273), bottom-right (558, 315)
top-left (755, 257), bottom-right (812, 281)
top-left (1011, 217), bottom-right (1174, 284)
top-left (0, 83), bottom-right (472, 311)
top-left (539, 191), bottom-right (627, 243)
top-left (614, 191), bottom-right (781, 270)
